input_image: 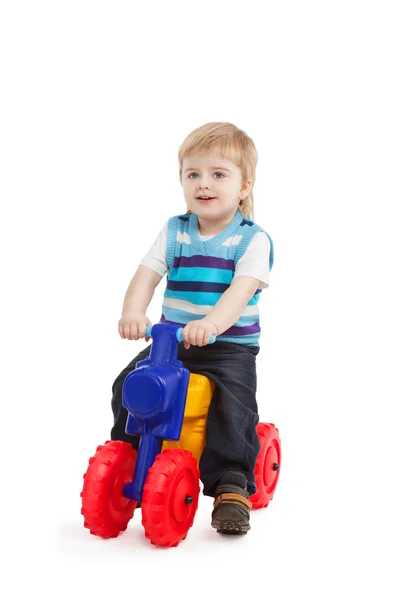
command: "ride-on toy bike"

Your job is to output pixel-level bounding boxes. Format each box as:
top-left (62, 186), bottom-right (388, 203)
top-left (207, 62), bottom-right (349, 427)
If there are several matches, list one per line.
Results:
top-left (81, 323), bottom-right (281, 547)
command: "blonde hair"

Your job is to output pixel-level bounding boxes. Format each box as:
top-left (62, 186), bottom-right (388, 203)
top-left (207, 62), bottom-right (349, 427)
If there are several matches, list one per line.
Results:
top-left (178, 122), bottom-right (258, 220)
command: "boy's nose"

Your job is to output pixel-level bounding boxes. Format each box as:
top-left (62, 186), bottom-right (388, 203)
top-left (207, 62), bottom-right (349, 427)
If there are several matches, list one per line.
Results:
top-left (198, 181), bottom-right (210, 189)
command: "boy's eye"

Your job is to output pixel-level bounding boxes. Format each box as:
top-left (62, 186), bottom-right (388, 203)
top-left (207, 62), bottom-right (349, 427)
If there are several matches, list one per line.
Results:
top-left (188, 172), bottom-right (225, 179)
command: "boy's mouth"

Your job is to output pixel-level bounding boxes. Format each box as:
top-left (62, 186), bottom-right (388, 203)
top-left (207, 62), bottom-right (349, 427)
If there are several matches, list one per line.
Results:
top-left (196, 196), bottom-right (216, 204)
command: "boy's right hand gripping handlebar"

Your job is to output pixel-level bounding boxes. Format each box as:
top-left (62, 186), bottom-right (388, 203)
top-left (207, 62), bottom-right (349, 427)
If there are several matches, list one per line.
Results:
top-left (145, 325), bottom-right (216, 344)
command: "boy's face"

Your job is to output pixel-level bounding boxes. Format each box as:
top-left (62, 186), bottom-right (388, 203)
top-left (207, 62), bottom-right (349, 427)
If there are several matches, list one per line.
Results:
top-left (181, 148), bottom-right (252, 231)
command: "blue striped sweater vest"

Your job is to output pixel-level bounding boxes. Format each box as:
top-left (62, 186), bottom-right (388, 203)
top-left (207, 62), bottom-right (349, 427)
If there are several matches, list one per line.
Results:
top-left (160, 208), bottom-right (274, 346)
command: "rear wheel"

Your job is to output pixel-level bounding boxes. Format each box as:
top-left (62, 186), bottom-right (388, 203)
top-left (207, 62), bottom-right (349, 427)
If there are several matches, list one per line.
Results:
top-left (81, 440), bottom-right (137, 538)
top-left (142, 449), bottom-right (200, 547)
top-left (250, 423), bottom-right (281, 509)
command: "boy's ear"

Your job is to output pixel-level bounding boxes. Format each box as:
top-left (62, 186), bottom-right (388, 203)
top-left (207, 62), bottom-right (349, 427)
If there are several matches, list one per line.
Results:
top-left (240, 179), bottom-right (252, 197)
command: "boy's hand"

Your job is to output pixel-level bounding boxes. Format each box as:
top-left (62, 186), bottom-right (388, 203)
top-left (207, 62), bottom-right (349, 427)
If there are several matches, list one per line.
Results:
top-left (118, 312), bottom-right (152, 341)
top-left (182, 319), bottom-right (218, 350)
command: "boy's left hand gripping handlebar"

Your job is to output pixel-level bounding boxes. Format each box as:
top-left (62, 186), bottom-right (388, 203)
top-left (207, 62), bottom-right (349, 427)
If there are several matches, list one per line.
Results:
top-left (145, 326), bottom-right (216, 344)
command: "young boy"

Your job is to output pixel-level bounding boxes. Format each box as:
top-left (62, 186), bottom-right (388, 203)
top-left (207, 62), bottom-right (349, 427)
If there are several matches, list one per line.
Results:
top-left (111, 122), bottom-right (273, 534)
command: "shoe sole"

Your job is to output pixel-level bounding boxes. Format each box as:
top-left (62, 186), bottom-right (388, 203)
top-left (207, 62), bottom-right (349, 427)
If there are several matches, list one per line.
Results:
top-left (212, 519), bottom-right (250, 535)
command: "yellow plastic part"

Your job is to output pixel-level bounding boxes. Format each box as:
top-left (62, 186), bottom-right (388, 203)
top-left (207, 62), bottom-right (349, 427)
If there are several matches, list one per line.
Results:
top-left (162, 373), bottom-right (214, 465)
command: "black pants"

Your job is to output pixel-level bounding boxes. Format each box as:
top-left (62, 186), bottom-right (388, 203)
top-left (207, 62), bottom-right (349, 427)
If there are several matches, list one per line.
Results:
top-left (111, 341), bottom-right (261, 497)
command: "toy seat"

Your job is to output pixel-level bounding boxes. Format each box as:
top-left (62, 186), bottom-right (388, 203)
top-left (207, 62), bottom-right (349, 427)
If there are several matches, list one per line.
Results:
top-left (162, 373), bottom-right (215, 464)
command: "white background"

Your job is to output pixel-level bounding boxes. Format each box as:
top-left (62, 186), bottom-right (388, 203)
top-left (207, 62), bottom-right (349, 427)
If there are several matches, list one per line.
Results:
top-left (1, 1), bottom-right (399, 598)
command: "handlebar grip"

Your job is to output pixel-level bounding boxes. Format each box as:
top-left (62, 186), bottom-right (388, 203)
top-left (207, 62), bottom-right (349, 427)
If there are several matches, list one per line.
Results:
top-left (176, 327), bottom-right (216, 344)
top-left (145, 325), bottom-right (216, 344)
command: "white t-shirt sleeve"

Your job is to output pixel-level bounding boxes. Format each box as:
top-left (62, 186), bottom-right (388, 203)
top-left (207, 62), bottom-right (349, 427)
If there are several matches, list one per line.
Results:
top-left (233, 232), bottom-right (270, 289)
top-left (139, 221), bottom-right (168, 278)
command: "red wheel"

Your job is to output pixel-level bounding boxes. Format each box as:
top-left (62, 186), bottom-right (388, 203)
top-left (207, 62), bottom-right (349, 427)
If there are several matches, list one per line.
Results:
top-left (142, 449), bottom-right (200, 547)
top-left (250, 423), bottom-right (281, 509)
top-left (81, 440), bottom-right (137, 538)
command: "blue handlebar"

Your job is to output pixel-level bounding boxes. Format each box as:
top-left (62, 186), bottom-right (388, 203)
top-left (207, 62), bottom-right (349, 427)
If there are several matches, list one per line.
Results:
top-left (146, 325), bottom-right (216, 344)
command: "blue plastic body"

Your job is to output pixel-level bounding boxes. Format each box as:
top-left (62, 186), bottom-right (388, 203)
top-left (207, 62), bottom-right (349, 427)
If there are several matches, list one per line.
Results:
top-left (122, 323), bottom-right (190, 502)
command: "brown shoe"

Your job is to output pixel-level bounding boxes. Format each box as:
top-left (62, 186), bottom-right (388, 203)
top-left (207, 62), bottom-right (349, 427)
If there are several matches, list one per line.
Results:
top-left (211, 473), bottom-right (252, 535)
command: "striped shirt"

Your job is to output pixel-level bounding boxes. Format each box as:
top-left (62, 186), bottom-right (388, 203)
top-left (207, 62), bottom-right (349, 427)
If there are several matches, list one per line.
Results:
top-left (159, 208), bottom-right (273, 347)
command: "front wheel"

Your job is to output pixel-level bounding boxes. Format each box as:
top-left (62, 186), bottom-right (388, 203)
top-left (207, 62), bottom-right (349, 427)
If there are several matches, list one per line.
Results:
top-left (81, 440), bottom-right (138, 538)
top-left (250, 423), bottom-right (281, 509)
top-left (142, 449), bottom-right (200, 547)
